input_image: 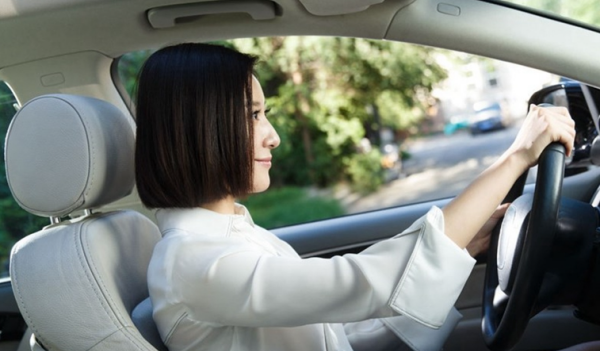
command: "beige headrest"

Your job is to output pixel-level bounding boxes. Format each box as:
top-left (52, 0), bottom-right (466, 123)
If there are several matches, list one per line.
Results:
top-left (4, 94), bottom-right (134, 217)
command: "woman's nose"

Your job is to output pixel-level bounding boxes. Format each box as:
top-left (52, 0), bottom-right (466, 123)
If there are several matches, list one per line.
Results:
top-left (266, 123), bottom-right (280, 149)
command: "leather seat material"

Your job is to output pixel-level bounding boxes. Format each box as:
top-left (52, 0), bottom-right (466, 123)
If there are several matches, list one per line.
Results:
top-left (11, 211), bottom-right (161, 350)
top-left (4, 94), bottom-right (135, 218)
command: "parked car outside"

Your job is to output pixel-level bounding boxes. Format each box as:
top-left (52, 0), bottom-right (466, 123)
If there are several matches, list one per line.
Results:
top-left (469, 101), bottom-right (509, 135)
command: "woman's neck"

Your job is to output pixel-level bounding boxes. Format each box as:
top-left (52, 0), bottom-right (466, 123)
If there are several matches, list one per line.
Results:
top-left (200, 195), bottom-right (237, 215)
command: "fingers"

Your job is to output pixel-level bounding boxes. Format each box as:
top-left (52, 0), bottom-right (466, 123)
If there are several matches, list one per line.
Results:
top-left (468, 203), bottom-right (510, 257)
top-left (535, 104), bottom-right (576, 156)
top-left (491, 203), bottom-right (510, 219)
top-left (531, 104), bottom-right (570, 117)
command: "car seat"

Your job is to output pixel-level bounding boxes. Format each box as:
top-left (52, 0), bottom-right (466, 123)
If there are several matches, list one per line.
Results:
top-left (5, 94), bottom-right (167, 351)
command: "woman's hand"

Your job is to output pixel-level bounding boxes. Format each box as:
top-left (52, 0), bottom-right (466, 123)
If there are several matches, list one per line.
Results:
top-left (507, 104), bottom-right (575, 170)
top-left (466, 203), bottom-right (509, 257)
top-left (443, 104), bottom-right (575, 250)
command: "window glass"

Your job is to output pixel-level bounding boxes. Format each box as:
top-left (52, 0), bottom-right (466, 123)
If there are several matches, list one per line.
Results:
top-left (494, 0), bottom-right (600, 30)
top-left (117, 50), bottom-right (153, 99)
top-left (0, 82), bottom-right (47, 278)
top-left (118, 37), bottom-right (561, 230)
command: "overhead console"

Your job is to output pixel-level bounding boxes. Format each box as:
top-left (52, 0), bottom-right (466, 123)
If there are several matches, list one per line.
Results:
top-left (298, 0), bottom-right (385, 16)
top-left (147, 0), bottom-right (281, 29)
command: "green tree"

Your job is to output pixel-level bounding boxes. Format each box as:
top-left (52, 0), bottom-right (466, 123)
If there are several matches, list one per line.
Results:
top-left (118, 50), bottom-right (153, 99)
top-left (232, 37), bottom-right (446, 189)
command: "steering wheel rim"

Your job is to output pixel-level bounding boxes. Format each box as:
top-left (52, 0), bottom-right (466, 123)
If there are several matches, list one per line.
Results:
top-left (482, 142), bottom-right (566, 351)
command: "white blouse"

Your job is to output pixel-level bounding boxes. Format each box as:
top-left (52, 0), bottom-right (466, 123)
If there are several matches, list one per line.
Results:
top-left (148, 204), bottom-right (475, 351)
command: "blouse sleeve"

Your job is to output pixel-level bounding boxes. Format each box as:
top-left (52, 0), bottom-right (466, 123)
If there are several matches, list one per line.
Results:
top-left (344, 307), bottom-right (463, 351)
top-left (154, 206), bottom-right (475, 329)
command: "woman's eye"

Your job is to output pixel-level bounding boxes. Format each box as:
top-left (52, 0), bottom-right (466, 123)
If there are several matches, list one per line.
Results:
top-left (253, 108), bottom-right (270, 120)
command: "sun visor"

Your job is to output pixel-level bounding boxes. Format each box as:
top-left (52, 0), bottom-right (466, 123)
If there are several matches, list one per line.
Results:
top-left (298, 0), bottom-right (385, 16)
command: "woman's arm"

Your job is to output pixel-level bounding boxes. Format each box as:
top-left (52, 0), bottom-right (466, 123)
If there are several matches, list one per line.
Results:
top-left (155, 211), bottom-right (474, 330)
top-left (443, 105), bottom-right (575, 249)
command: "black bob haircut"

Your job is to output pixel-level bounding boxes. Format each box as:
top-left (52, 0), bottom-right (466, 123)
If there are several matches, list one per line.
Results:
top-left (135, 43), bottom-right (258, 208)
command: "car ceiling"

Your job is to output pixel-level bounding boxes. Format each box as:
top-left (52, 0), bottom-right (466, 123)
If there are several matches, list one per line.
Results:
top-left (0, 0), bottom-right (599, 88)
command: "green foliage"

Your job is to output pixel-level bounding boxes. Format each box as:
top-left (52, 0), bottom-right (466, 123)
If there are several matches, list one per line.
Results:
top-left (344, 149), bottom-right (385, 194)
top-left (400, 149), bottom-right (412, 161)
top-left (241, 187), bottom-right (345, 229)
top-left (117, 50), bottom-right (153, 99)
top-left (229, 37), bottom-right (446, 190)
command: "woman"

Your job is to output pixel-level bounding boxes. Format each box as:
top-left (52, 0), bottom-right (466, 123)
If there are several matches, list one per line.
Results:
top-left (135, 43), bottom-right (575, 351)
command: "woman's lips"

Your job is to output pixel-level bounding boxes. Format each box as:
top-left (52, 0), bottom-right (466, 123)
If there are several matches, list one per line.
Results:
top-left (255, 157), bottom-right (272, 168)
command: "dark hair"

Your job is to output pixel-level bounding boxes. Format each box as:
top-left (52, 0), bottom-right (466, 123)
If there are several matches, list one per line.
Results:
top-left (135, 43), bottom-right (257, 208)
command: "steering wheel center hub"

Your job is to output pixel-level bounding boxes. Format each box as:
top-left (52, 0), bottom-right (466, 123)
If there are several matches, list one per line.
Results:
top-left (497, 194), bottom-right (533, 294)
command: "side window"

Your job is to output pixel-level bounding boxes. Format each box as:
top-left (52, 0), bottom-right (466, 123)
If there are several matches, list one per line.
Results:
top-left (0, 82), bottom-right (47, 278)
top-left (117, 50), bottom-right (153, 99)
top-left (118, 38), bottom-right (561, 230)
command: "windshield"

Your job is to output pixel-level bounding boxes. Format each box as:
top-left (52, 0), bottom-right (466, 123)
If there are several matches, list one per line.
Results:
top-left (491, 0), bottom-right (600, 30)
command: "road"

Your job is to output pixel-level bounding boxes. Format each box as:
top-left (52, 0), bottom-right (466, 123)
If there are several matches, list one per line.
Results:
top-left (340, 125), bottom-right (534, 214)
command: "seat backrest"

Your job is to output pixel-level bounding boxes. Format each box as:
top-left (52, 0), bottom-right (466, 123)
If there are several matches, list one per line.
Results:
top-left (5, 94), bottom-right (167, 351)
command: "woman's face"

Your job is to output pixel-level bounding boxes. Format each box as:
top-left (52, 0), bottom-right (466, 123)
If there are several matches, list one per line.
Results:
top-left (251, 76), bottom-right (280, 193)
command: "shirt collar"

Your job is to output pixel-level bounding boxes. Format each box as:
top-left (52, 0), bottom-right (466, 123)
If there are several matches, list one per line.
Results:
top-left (155, 203), bottom-right (255, 235)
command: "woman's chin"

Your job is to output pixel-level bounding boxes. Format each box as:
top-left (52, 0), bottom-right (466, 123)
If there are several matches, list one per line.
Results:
top-left (252, 180), bottom-right (271, 194)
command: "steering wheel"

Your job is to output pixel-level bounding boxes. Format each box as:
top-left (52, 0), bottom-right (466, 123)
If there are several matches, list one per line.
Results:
top-left (482, 142), bottom-right (566, 351)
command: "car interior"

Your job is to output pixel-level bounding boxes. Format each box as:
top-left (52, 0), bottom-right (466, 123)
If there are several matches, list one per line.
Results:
top-left (5, 94), bottom-right (165, 350)
top-left (1, 0), bottom-right (600, 350)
